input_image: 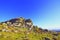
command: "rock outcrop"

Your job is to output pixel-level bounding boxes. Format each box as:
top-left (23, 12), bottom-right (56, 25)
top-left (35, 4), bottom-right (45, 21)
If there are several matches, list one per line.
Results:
top-left (0, 17), bottom-right (59, 40)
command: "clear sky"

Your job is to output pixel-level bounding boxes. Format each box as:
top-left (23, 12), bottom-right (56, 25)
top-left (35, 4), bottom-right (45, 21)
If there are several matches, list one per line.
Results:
top-left (0, 0), bottom-right (60, 30)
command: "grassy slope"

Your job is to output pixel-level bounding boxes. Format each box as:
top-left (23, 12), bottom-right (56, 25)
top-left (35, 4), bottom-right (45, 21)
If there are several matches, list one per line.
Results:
top-left (0, 24), bottom-right (60, 40)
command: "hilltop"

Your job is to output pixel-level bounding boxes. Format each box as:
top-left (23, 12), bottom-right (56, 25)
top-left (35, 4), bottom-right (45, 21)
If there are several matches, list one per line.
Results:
top-left (0, 17), bottom-right (60, 40)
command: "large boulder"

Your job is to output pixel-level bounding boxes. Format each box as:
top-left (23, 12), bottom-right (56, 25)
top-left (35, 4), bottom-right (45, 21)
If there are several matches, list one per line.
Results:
top-left (25, 19), bottom-right (33, 27)
top-left (25, 19), bottom-right (33, 31)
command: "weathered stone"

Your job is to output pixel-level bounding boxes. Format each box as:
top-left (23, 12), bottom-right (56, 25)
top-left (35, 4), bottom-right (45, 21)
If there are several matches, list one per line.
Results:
top-left (53, 33), bottom-right (58, 36)
top-left (53, 38), bottom-right (57, 40)
top-left (44, 37), bottom-right (50, 40)
top-left (25, 19), bottom-right (33, 28)
top-left (2, 28), bottom-right (6, 32)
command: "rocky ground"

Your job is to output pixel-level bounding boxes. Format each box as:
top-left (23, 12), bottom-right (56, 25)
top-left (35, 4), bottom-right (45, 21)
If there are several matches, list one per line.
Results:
top-left (0, 17), bottom-right (60, 40)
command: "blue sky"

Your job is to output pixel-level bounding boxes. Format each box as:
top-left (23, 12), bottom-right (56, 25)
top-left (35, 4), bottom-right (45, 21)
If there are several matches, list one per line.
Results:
top-left (0, 0), bottom-right (60, 30)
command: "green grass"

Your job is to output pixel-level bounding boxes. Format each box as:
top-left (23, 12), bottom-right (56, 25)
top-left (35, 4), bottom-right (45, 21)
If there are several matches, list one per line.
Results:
top-left (0, 24), bottom-right (60, 40)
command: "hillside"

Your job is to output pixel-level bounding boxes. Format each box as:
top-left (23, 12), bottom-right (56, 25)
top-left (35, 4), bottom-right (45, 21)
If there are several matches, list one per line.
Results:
top-left (0, 17), bottom-right (60, 40)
